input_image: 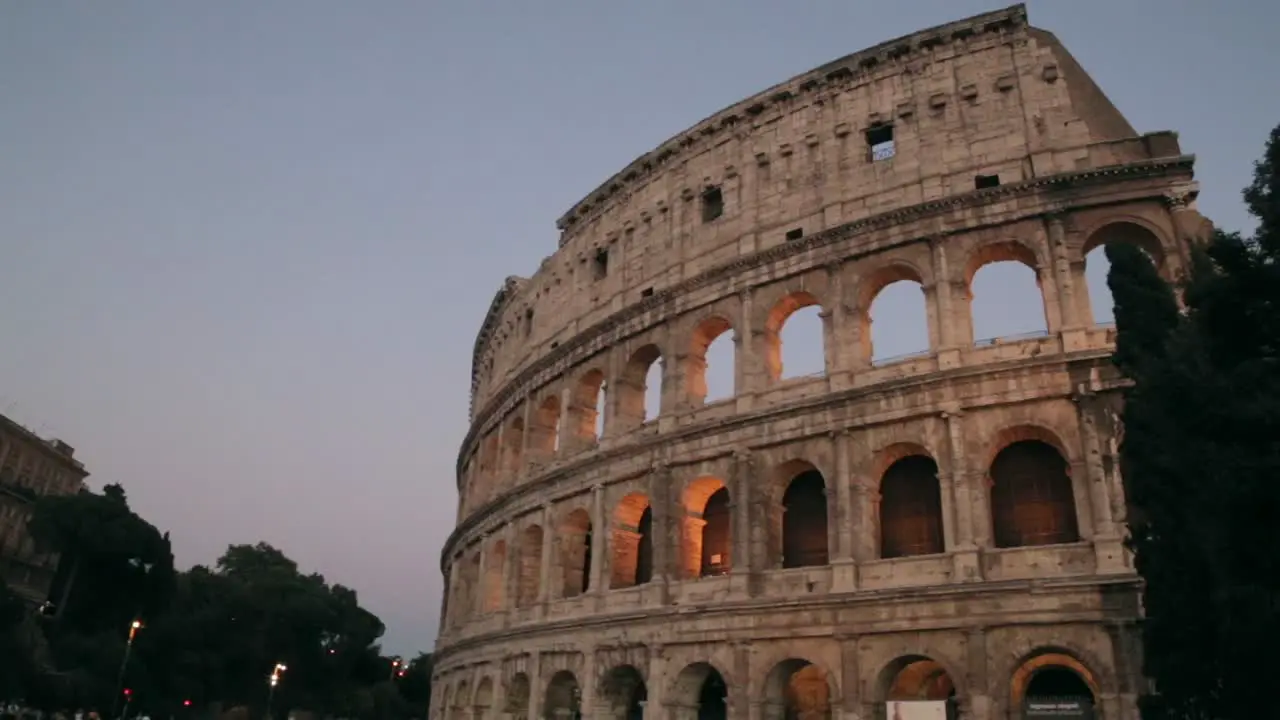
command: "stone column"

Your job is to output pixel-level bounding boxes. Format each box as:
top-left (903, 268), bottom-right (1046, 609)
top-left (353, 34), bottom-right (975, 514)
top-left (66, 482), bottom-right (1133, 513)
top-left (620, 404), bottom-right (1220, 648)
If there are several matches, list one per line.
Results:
top-left (838, 635), bottom-right (860, 718)
top-left (944, 409), bottom-right (983, 582)
top-left (965, 627), bottom-right (993, 718)
top-left (744, 453), bottom-right (770, 596)
top-left (648, 463), bottom-right (673, 606)
top-left (502, 522), bottom-right (518, 619)
top-left (517, 399), bottom-right (533, 480)
top-left (558, 386), bottom-right (574, 453)
top-left (527, 654), bottom-right (542, 720)
top-left (590, 483), bottom-right (607, 598)
top-left (476, 536), bottom-right (490, 618)
top-left (601, 350), bottom-right (622, 441)
top-left (730, 642), bottom-right (751, 720)
top-left (825, 261), bottom-right (847, 384)
top-left (1046, 214), bottom-right (1083, 328)
top-left (729, 450), bottom-right (754, 596)
top-left (851, 483), bottom-right (876, 563)
top-left (930, 238), bottom-right (964, 369)
top-left (538, 503), bottom-right (554, 609)
top-left (735, 289), bottom-right (757, 409)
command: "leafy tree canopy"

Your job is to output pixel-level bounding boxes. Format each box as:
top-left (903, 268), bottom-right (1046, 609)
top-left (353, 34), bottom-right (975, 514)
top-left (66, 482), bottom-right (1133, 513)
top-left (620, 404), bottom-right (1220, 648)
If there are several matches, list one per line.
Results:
top-left (1108, 123), bottom-right (1280, 720)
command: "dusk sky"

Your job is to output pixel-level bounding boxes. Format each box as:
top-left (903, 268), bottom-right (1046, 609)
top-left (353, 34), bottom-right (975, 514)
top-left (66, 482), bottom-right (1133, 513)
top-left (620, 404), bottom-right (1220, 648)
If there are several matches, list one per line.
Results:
top-left (2, 1), bottom-right (1276, 656)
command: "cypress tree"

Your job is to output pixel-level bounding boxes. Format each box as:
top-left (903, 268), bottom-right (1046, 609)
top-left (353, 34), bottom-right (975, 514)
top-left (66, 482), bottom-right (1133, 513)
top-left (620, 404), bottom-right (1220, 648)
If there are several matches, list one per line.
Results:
top-left (1109, 124), bottom-right (1280, 719)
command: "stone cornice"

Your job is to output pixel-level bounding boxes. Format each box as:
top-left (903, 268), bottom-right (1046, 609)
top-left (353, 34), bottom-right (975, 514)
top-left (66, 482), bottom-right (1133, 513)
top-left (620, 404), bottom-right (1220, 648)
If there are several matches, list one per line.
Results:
top-left (457, 155), bottom-right (1195, 476)
top-left (554, 4), bottom-right (1029, 234)
top-left (432, 572), bottom-right (1139, 666)
top-left (443, 346), bottom-right (1123, 570)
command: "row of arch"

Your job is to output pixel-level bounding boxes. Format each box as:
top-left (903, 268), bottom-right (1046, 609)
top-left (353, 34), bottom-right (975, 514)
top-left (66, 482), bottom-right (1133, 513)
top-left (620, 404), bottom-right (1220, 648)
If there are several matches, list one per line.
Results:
top-left (466, 218), bottom-right (1171, 511)
top-left (437, 647), bottom-right (1103, 719)
top-left (448, 426), bottom-right (1085, 627)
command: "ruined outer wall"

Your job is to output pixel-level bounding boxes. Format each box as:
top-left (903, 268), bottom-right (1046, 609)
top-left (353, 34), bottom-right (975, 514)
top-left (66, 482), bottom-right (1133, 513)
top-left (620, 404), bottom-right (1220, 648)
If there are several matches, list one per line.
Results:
top-left (466, 3), bottom-right (1153, 436)
top-left (436, 5), bottom-right (1216, 719)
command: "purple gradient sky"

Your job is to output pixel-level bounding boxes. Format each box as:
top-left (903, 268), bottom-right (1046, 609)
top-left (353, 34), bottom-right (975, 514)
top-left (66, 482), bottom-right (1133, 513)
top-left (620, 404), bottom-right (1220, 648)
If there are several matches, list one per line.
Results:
top-left (1, 1), bottom-right (1276, 656)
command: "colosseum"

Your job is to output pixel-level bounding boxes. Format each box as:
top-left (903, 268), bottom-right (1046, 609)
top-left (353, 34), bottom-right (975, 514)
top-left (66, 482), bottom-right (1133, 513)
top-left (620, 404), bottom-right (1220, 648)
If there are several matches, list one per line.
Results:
top-left (431, 4), bottom-right (1213, 719)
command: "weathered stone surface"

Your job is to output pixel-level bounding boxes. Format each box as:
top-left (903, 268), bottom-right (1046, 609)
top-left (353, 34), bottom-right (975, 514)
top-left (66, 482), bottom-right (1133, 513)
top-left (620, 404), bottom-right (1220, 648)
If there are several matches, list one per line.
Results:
top-left (433, 5), bottom-right (1210, 719)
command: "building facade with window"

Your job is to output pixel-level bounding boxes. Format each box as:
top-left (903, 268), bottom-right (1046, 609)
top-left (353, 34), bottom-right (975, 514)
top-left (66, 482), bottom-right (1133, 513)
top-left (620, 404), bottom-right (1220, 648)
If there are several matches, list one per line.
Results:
top-left (432, 4), bottom-right (1214, 719)
top-left (0, 413), bottom-right (89, 606)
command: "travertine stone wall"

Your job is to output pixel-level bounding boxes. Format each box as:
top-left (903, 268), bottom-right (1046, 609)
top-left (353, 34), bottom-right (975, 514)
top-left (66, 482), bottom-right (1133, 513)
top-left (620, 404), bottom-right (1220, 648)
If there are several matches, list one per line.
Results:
top-left (435, 4), bottom-right (1212, 719)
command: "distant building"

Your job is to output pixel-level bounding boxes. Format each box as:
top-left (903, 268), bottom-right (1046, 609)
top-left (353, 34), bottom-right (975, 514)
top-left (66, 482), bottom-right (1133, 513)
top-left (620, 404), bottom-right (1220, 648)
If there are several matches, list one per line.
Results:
top-left (0, 412), bottom-right (89, 605)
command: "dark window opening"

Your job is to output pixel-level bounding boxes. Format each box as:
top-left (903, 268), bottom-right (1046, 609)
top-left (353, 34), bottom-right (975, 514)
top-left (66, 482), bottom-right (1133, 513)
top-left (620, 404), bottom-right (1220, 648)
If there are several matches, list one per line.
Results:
top-left (635, 507), bottom-right (653, 585)
top-left (975, 174), bottom-right (1001, 189)
top-left (867, 124), bottom-right (896, 161)
top-left (523, 308), bottom-right (534, 337)
top-left (701, 187), bottom-right (724, 223)
top-left (550, 341), bottom-right (559, 349)
top-left (581, 528), bottom-right (592, 593)
top-left (785, 228), bottom-right (804, 241)
top-left (592, 248), bottom-right (609, 280)
top-left (641, 287), bottom-right (654, 298)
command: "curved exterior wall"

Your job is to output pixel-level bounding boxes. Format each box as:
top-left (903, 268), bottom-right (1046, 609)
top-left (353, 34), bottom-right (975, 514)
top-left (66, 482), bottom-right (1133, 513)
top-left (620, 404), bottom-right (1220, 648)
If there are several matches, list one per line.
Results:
top-left (435, 5), bottom-right (1213, 719)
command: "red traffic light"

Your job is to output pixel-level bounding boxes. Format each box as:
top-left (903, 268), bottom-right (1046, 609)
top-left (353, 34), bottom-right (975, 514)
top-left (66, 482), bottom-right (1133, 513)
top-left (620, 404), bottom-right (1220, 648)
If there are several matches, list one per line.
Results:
top-left (183, 700), bottom-right (192, 707)
top-left (123, 689), bottom-right (132, 697)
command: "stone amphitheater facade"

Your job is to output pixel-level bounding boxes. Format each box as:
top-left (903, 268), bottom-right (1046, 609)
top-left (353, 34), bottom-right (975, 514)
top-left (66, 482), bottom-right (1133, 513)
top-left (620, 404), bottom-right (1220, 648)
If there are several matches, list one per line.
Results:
top-left (431, 5), bottom-right (1213, 719)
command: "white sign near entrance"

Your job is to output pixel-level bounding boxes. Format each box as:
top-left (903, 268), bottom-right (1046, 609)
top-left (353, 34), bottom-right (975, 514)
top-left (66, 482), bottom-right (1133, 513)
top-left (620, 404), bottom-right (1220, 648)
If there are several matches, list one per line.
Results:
top-left (885, 700), bottom-right (948, 720)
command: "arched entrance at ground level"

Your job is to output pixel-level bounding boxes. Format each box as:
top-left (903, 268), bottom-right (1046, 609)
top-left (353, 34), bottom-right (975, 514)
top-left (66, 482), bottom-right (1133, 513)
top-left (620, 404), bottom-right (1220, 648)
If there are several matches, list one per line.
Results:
top-left (669, 662), bottom-right (730, 720)
top-left (543, 670), bottom-right (581, 719)
top-left (1010, 652), bottom-right (1100, 720)
top-left (763, 658), bottom-right (832, 720)
top-left (599, 664), bottom-right (648, 720)
top-left (504, 672), bottom-right (531, 720)
top-left (875, 655), bottom-right (958, 720)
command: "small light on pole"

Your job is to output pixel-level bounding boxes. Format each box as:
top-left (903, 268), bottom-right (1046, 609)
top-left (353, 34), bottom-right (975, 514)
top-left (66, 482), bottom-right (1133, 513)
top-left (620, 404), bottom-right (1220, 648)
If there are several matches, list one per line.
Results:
top-left (389, 657), bottom-right (402, 681)
top-left (266, 663), bottom-right (287, 719)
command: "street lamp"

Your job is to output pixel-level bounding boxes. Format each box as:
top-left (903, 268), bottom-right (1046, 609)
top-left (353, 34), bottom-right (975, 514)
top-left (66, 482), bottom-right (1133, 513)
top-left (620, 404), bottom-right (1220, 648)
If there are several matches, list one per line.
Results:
top-left (389, 657), bottom-right (402, 681)
top-left (266, 663), bottom-right (287, 720)
top-left (113, 619), bottom-right (144, 719)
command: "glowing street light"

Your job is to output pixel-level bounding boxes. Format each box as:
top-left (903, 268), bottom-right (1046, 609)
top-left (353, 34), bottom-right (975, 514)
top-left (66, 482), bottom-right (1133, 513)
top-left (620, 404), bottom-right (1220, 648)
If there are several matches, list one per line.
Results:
top-left (114, 619), bottom-right (145, 718)
top-left (266, 663), bottom-right (287, 718)
top-left (389, 658), bottom-right (402, 681)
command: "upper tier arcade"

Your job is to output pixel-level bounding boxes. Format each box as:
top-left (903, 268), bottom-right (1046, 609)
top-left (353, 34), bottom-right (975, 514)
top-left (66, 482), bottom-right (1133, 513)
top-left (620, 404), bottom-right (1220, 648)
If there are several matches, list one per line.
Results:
top-left (464, 2), bottom-right (1181, 463)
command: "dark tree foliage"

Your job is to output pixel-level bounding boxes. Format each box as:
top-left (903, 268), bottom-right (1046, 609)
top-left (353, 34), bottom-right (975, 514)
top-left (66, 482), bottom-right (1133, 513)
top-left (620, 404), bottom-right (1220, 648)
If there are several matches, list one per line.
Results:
top-left (1108, 124), bottom-right (1280, 719)
top-left (20, 489), bottom-right (432, 720)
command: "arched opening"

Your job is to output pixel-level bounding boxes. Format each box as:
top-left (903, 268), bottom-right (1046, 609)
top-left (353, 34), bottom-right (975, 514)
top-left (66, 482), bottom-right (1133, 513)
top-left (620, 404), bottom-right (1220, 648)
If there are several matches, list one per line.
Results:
top-left (766, 292), bottom-right (826, 380)
top-left (877, 655), bottom-right (958, 720)
top-left (688, 315), bottom-right (736, 405)
top-left (670, 662), bottom-right (729, 720)
top-left (504, 415), bottom-right (525, 475)
top-left (781, 463), bottom-right (829, 568)
top-left (763, 658), bottom-right (832, 720)
top-left (966, 242), bottom-right (1049, 344)
top-left (599, 665), bottom-right (648, 720)
top-left (682, 476), bottom-right (732, 578)
top-left (1010, 651), bottom-right (1101, 720)
top-left (483, 539), bottom-right (506, 613)
top-left (990, 438), bottom-right (1080, 548)
top-left (505, 672), bottom-right (531, 720)
top-left (516, 525), bottom-right (543, 607)
top-left (617, 344), bottom-right (664, 427)
top-left (611, 493), bottom-right (653, 589)
top-left (531, 394), bottom-right (562, 457)
top-left (473, 677), bottom-right (494, 718)
top-left (879, 454), bottom-right (945, 558)
top-left (570, 369), bottom-right (606, 444)
top-left (543, 670), bottom-right (581, 720)
top-left (560, 508), bottom-right (592, 598)
top-left (451, 680), bottom-right (470, 720)
top-left (861, 265), bottom-right (930, 364)
top-left (645, 358), bottom-right (663, 422)
top-left (1081, 221), bottom-right (1167, 326)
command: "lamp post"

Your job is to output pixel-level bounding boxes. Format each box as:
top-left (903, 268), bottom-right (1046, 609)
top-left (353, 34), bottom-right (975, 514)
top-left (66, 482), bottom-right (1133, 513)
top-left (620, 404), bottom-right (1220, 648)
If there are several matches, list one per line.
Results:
top-left (265, 663), bottom-right (287, 720)
top-left (389, 657), bottom-right (402, 681)
top-left (113, 619), bottom-right (143, 720)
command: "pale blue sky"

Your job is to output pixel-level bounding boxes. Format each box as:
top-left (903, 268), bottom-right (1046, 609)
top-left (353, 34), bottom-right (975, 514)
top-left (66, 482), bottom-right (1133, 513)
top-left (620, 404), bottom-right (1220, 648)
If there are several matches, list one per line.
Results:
top-left (2, 1), bottom-right (1275, 655)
